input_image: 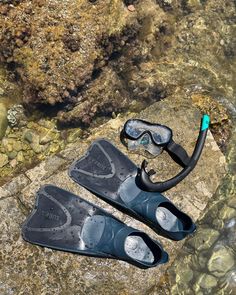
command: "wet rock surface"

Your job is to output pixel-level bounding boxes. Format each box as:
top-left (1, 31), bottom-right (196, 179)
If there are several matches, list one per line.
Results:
top-left (0, 97), bottom-right (226, 294)
top-left (0, 102), bottom-right (7, 139)
top-left (167, 129), bottom-right (236, 295)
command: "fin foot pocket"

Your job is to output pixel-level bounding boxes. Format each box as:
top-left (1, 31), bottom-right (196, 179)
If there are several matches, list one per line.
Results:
top-left (125, 234), bottom-right (155, 263)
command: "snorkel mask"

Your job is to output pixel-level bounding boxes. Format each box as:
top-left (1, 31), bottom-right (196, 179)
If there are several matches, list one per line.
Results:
top-left (120, 120), bottom-right (173, 157)
top-left (121, 115), bottom-right (210, 192)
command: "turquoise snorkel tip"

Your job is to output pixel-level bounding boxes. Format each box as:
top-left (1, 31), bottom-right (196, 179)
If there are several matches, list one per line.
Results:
top-left (201, 114), bottom-right (210, 131)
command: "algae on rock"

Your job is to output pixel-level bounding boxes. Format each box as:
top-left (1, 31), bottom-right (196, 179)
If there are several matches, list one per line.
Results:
top-left (0, 0), bottom-right (235, 128)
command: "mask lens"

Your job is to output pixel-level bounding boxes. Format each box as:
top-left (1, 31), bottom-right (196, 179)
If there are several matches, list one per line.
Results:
top-left (152, 126), bottom-right (171, 145)
top-left (125, 121), bottom-right (144, 139)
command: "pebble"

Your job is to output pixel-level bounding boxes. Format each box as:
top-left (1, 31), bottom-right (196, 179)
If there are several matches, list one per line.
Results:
top-left (176, 267), bottom-right (193, 284)
top-left (219, 205), bottom-right (236, 220)
top-left (228, 198), bottom-right (236, 208)
top-left (7, 104), bottom-right (26, 127)
top-left (38, 119), bottom-right (56, 129)
top-left (208, 246), bottom-right (235, 277)
top-left (67, 129), bottom-right (82, 143)
top-left (23, 130), bottom-right (34, 143)
top-left (48, 143), bottom-right (60, 153)
top-left (6, 143), bottom-right (13, 153)
top-left (39, 134), bottom-right (53, 145)
top-left (17, 151), bottom-right (24, 162)
top-left (31, 141), bottom-right (44, 154)
top-left (9, 159), bottom-right (17, 168)
top-left (188, 228), bottom-right (219, 251)
top-left (220, 39), bottom-right (225, 46)
top-left (197, 251), bottom-right (208, 268)
top-left (109, 118), bottom-right (123, 130)
top-left (197, 273), bottom-right (217, 289)
top-left (127, 5), bottom-right (136, 12)
top-left (0, 153), bottom-right (9, 168)
top-left (13, 141), bottom-right (23, 152)
top-left (8, 151), bottom-right (17, 160)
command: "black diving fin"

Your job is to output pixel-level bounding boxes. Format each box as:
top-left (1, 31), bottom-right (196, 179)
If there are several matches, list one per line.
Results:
top-left (22, 185), bottom-right (168, 269)
top-left (69, 139), bottom-right (196, 241)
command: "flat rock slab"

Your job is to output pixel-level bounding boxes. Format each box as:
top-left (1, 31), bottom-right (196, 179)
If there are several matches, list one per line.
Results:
top-left (0, 98), bottom-right (226, 294)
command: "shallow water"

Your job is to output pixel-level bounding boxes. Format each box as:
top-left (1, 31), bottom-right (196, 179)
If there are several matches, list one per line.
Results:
top-left (167, 104), bottom-right (236, 294)
top-left (0, 65), bottom-right (22, 108)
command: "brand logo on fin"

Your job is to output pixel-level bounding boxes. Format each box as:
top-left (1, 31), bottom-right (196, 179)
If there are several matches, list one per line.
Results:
top-left (88, 157), bottom-right (108, 172)
top-left (39, 209), bottom-right (60, 221)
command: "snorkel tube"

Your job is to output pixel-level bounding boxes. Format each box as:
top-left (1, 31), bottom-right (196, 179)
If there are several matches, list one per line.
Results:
top-left (137, 115), bottom-right (210, 192)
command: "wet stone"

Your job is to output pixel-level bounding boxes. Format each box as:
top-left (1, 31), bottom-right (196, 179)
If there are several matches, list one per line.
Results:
top-left (187, 228), bottom-right (220, 251)
top-left (38, 119), bottom-right (56, 129)
top-left (196, 251), bottom-right (208, 269)
top-left (23, 130), bottom-right (34, 143)
top-left (67, 129), bottom-right (82, 143)
top-left (17, 151), bottom-right (24, 162)
top-left (30, 135), bottom-right (46, 154)
top-left (176, 266), bottom-right (193, 285)
top-left (197, 273), bottom-right (217, 289)
top-left (208, 246), bottom-right (235, 277)
top-left (7, 104), bottom-right (27, 127)
top-left (39, 134), bottom-right (54, 145)
top-left (225, 270), bottom-right (236, 293)
top-left (8, 150), bottom-right (17, 160)
top-left (9, 159), bottom-right (17, 168)
top-left (13, 141), bottom-right (23, 152)
top-left (0, 102), bottom-right (8, 139)
top-left (228, 198), bottom-right (236, 209)
top-left (219, 205), bottom-right (236, 220)
top-left (0, 153), bottom-right (8, 168)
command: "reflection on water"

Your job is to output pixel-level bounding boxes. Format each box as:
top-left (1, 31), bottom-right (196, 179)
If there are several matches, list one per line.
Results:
top-left (168, 127), bottom-right (236, 294)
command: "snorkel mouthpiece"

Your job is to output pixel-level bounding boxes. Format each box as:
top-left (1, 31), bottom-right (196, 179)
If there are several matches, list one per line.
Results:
top-left (137, 115), bottom-right (210, 192)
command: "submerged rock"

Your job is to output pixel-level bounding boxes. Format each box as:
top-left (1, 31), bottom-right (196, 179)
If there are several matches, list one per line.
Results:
top-left (188, 228), bottom-right (220, 251)
top-left (7, 104), bottom-right (27, 127)
top-left (57, 66), bottom-right (130, 126)
top-left (196, 273), bottom-right (217, 289)
top-left (0, 153), bottom-right (8, 167)
top-left (0, 0), bottom-right (235, 127)
top-left (23, 129), bottom-right (33, 143)
top-left (0, 0), bottom-right (138, 109)
top-left (0, 102), bottom-right (8, 139)
top-left (207, 246), bottom-right (235, 277)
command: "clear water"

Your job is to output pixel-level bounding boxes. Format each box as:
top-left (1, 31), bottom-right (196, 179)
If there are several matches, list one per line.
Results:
top-left (166, 108), bottom-right (236, 294)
